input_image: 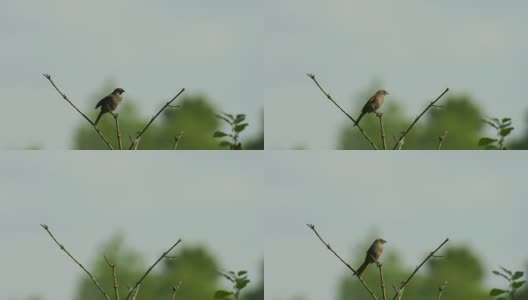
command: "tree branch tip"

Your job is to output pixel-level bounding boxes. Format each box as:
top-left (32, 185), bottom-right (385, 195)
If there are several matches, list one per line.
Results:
top-left (307, 73), bottom-right (315, 79)
top-left (40, 224), bottom-right (49, 230)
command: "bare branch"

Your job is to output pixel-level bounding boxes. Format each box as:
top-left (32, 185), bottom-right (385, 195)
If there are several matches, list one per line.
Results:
top-left (113, 113), bottom-right (123, 150)
top-left (438, 130), bottom-right (448, 150)
top-left (131, 284), bottom-right (141, 300)
top-left (124, 239), bottom-right (182, 300)
top-left (377, 262), bottom-right (387, 300)
top-left (378, 263), bottom-right (387, 300)
top-left (40, 224), bottom-right (111, 300)
top-left (171, 281), bottom-right (183, 300)
top-left (307, 74), bottom-right (379, 150)
top-left (392, 88), bottom-right (449, 149)
top-left (43, 74), bottom-right (114, 150)
top-left (392, 238), bottom-right (449, 299)
top-left (173, 130), bottom-right (184, 150)
top-left (377, 113), bottom-right (387, 150)
top-left (306, 224), bottom-right (378, 300)
top-left (128, 88), bottom-right (185, 150)
top-left (104, 256), bottom-right (120, 300)
top-left (437, 281), bottom-right (447, 300)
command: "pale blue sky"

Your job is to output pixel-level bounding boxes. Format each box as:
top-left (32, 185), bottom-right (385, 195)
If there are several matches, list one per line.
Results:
top-left (1, 152), bottom-right (527, 300)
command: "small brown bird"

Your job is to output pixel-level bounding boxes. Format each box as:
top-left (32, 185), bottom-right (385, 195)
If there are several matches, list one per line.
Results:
top-left (94, 88), bottom-right (125, 126)
top-left (354, 90), bottom-right (389, 126)
top-left (354, 238), bottom-right (387, 276)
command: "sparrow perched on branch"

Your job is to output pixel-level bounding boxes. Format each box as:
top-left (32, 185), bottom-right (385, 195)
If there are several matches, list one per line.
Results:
top-left (354, 238), bottom-right (387, 276)
top-left (354, 90), bottom-right (389, 126)
top-left (94, 88), bottom-right (125, 126)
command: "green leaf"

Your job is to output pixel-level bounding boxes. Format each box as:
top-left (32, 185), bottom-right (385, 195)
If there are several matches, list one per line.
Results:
top-left (489, 288), bottom-right (508, 296)
top-left (501, 118), bottom-right (511, 123)
top-left (237, 270), bottom-right (248, 276)
top-left (219, 141), bottom-right (233, 148)
top-left (236, 279), bottom-right (250, 289)
top-left (491, 118), bottom-right (501, 125)
top-left (214, 290), bottom-right (233, 299)
top-left (500, 127), bottom-right (513, 137)
top-left (222, 113), bottom-right (235, 120)
top-left (478, 137), bottom-right (497, 146)
top-left (234, 114), bottom-right (246, 124)
top-left (213, 131), bottom-right (228, 138)
top-left (234, 123), bottom-right (248, 133)
top-left (513, 271), bottom-right (524, 280)
top-left (512, 281), bottom-right (526, 289)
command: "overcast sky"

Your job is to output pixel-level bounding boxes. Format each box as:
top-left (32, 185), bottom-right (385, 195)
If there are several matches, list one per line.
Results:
top-left (1, 152), bottom-right (527, 300)
top-left (0, 153), bottom-right (264, 300)
top-left (2, 1), bottom-right (527, 149)
top-left (0, 1), bottom-right (265, 149)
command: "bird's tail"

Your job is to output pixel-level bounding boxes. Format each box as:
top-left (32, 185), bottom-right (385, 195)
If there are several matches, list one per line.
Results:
top-left (354, 261), bottom-right (369, 277)
top-left (94, 111), bottom-right (104, 126)
top-left (353, 112), bottom-right (365, 127)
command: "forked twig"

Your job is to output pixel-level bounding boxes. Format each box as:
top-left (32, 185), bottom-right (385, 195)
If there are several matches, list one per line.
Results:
top-left (124, 239), bottom-right (182, 300)
top-left (128, 89), bottom-right (185, 150)
top-left (391, 238), bottom-right (449, 299)
top-left (307, 74), bottom-right (379, 150)
top-left (392, 88), bottom-right (449, 150)
top-left (307, 224), bottom-right (378, 300)
top-left (104, 256), bottom-right (120, 300)
top-left (437, 281), bottom-right (447, 300)
top-left (438, 130), bottom-right (448, 150)
top-left (43, 74), bottom-right (114, 150)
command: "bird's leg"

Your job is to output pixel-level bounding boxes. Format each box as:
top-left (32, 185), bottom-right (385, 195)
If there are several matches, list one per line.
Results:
top-left (375, 112), bottom-right (383, 117)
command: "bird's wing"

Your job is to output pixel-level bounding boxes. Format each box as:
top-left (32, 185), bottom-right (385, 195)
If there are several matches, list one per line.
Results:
top-left (95, 95), bottom-right (111, 108)
top-left (361, 95), bottom-right (377, 113)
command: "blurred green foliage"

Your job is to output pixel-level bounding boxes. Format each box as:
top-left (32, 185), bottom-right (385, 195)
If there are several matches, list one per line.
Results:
top-left (332, 80), bottom-right (528, 150)
top-left (69, 233), bottom-right (263, 300)
top-left (72, 82), bottom-right (263, 150)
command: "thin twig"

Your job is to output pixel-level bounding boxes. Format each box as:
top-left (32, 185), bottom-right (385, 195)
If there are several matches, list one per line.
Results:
top-left (173, 130), bottom-right (184, 150)
top-left (124, 239), bottom-right (182, 300)
top-left (40, 224), bottom-right (111, 300)
top-left (104, 256), bottom-right (120, 300)
top-left (377, 113), bottom-right (387, 150)
top-left (306, 224), bottom-right (378, 300)
top-left (392, 88), bottom-right (449, 149)
top-left (438, 130), bottom-right (448, 150)
top-left (113, 113), bottom-right (123, 150)
top-left (307, 74), bottom-right (379, 150)
top-left (43, 74), bottom-right (114, 150)
top-left (378, 263), bottom-right (387, 300)
top-left (128, 88), bottom-right (185, 150)
top-left (392, 238), bottom-right (449, 300)
top-left (171, 281), bottom-right (183, 300)
top-left (131, 284), bottom-right (141, 300)
top-left (437, 281), bottom-right (447, 300)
